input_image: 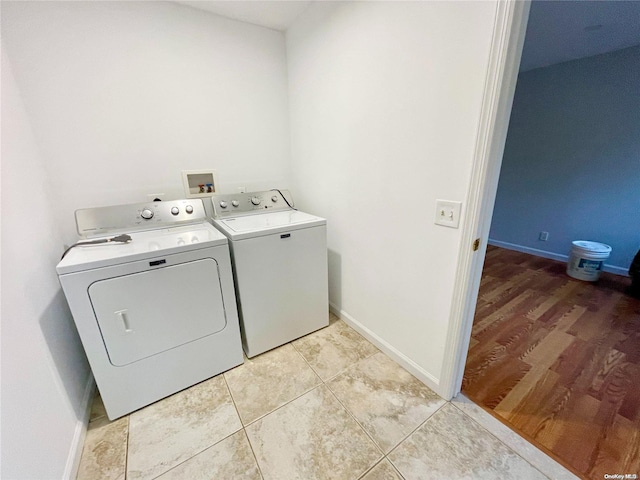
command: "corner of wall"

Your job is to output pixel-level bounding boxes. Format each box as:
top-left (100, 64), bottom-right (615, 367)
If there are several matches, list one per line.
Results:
top-left (329, 304), bottom-right (445, 398)
top-left (64, 375), bottom-right (95, 480)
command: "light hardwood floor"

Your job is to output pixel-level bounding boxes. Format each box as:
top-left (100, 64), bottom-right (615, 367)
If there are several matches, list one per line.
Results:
top-left (463, 246), bottom-right (640, 480)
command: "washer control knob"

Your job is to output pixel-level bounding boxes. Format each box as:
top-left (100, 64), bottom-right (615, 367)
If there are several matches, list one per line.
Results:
top-left (231, 200), bottom-right (239, 207)
top-left (220, 201), bottom-right (228, 209)
top-left (271, 195), bottom-right (278, 202)
top-left (251, 196), bottom-right (261, 206)
top-left (185, 205), bottom-right (194, 214)
top-left (170, 206), bottom-right (179, 215)
top-left (141, 208), bottom-right (154, 220)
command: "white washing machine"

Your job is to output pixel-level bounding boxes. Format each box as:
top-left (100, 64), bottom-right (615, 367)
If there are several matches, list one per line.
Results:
top-left (210, 190), bottom-right (328, 358)
top-left (56, 199), bottom-right (243, 420)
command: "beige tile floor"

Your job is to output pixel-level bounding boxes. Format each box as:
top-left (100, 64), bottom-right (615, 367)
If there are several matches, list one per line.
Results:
top-left (78, 314), bottom-right (578, 480)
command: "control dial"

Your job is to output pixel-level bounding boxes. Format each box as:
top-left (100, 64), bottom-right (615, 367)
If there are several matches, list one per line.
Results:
top-left (141, 208), bottom-right (154, 220)
top-left (219, 201), bottom-right (228, 209)
top-left (231, 200), bottom-right (239, 207)
top-left (271, 195), bottom-right (278, 203)
top-left (251, 196), bottom-right (261, 206)
top-left (171, 207), bottom-right (179, 216)
top-left (185, 205), bottom-right (194, 214)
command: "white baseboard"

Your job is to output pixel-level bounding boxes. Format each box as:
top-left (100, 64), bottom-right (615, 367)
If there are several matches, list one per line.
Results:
top-left (488, 239), bottom-right (629, 277)
top-left (64, 374), bottom-right (95, 480)
top-left (328, 303), bottom-right (447, 399)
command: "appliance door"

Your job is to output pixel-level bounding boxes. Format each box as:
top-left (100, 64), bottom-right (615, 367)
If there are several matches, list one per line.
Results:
top-left (230, 224), bottom-right (328, 357)
top-left (89, 258), bottom-right (226, 366)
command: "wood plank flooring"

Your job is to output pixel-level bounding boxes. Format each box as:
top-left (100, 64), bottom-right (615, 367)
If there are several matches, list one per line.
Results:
top-left (463, 246), bottom-right (640, 480)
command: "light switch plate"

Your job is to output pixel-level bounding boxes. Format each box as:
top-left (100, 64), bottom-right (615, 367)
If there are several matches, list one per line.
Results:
top-left (435, 200), bottom-right (462, 228)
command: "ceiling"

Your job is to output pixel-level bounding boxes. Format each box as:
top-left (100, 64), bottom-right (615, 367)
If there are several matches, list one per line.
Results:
top-left (175, 1), bottom-right (311, 31)
top-left (176, 1), bottom-right (640, 71)
top-left (521, 0), bottom-right (640, 72)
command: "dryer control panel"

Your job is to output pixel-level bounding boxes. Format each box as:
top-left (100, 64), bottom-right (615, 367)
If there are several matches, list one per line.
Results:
top-left (76, 199), bottom-right (207, 237)
top-left (211, 190), bottom-right (294, 218)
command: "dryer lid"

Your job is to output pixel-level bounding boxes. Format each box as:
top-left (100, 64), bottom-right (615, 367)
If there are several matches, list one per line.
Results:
top-left (56, 223), bottom-right (227, 274)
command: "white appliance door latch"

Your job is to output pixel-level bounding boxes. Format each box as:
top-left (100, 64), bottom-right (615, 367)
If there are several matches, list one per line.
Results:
top-left (115, 310), bottom-right (134, 333)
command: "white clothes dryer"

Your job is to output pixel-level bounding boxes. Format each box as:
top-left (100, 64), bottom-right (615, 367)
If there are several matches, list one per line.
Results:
top-left (57, 199), bottom-right (243, 420)
top-left (210, 190), bottom-right (328, 358)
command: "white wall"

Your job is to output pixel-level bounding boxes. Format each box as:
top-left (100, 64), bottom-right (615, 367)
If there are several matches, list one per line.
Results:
top-left (1, 50), bottom-right (92, 479)
top-left (2, 0), bottom-right (291, 246)
top-left (1, 1), bottom-right (291, 477)
top-left (1, 1), bottom-right (508, 475)
top-left (287, 1), bottom-right (498, 392)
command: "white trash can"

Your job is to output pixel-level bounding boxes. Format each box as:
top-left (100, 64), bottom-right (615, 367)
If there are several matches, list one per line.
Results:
top-left (566, 240), bottom-right (612, 281)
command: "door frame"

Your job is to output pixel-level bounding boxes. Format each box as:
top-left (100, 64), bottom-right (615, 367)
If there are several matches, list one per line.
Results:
top-left (439, 0), bottom-right (531, 400)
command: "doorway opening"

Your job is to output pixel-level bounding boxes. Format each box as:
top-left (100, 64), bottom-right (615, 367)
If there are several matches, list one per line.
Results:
top-left (460, 2), bottom-right (640, 479)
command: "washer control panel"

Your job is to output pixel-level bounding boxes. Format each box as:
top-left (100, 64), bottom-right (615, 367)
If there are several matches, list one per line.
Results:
top-left (76, 199), bottom-right (206, 237)
top-left (211, 190), bottom-right (293, 218)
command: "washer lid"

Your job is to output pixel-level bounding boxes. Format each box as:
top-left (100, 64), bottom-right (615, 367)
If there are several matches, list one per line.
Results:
top-left (215, 210), bottom-right (325, 240)
top-left (56, 223), bottom-right (227, 274)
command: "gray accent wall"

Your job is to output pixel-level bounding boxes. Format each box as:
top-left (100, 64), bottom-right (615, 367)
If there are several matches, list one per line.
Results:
top-left (490, 45), bottom-right (640, 274)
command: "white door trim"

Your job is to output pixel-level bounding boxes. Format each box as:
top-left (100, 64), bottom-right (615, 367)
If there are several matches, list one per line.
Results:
top-left (439, 0), bottom-right (531, 400)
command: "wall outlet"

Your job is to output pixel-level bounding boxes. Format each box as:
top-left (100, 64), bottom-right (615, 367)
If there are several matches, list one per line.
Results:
top-left (539, 231), bottom-right (549, 241)
top-left (435, 200), bottom-right (462, 228)
top-left (147, 193), bottom-right (166, 202)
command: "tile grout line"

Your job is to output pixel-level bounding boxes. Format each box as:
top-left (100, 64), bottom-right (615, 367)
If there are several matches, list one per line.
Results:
top-left (239, 428), bottom-right (265, 480)
top-left (239, 325), bottom-right (382, 478)
top-left (231, 321), bottom-right (378, 430)
top-left (449, 400), bottom-right (554, 480)
top-left (315, 351), bottom-right (388, 478)
top-left (221, 373), bottom-right (250, 439)
top-left (146, 439), bottom-right (230, 480)
top-left (129, 321), bottom-right (336, 478)
top-left (237, 342), bottom-right (324, 429)
top-left (119, 317), bottom-right (412, 480)
top-left (291, 325), bottom-right (338, 381)
top-left (124, 415), bottom-right (131, 480)
top-left (379, 454), bottom-right (408, 480)
top-left (292, 319), bottom-right (381, 384)
top-left (356, 457), bottom-right (406, 480)
top-left (220, 373), bottom-right (245, 438)
top-left (295, 318), bottom-right (438, 480)
top-left (323, 380), bottom-right (385, 458)
top-left (242, 382), bottom-right (324, 428)
top-left (383, 459), bottom-right (407, 480)
top-left (386, 400), bottom-right (449, 460)
top-left (148, 422), bottom-right (273, 480)
top-left (223, 369), bottom-right (249, 425)
top-left (294, 329), bottom-right (389, 478)
top-left (290, 339), bottom-right (327, 384)
top-left (331, 354), bottom-right (445, 480)
top-left (290, 336), bottom-right (352, 384)
top-left (144, 372), bottom-right (248, 480)
top-left (382, 402), bottom-right (452, 479)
